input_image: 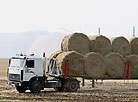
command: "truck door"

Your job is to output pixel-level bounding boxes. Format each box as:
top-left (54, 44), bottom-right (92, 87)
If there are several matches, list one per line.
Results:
top-left (23, 60), bottom-right (35, 81)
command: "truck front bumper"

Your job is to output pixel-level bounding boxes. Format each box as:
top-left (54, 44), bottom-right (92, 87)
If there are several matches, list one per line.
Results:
top-left (8, 81), bottom-right (22, 86)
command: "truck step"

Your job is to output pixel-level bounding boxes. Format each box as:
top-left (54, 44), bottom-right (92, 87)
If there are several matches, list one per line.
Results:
top-left (44, 79), bottom-right (61, 88)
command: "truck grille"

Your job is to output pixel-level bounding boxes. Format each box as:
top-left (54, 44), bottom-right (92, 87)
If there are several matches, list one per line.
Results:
top-left (9, 74), bottom-right (20, 81)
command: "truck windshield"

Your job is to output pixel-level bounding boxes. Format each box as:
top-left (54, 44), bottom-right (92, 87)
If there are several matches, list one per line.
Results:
top-left (10, 59), bottom-right (25, 67)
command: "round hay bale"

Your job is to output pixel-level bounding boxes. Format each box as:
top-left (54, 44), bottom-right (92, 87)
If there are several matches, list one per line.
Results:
top-left (111, 36), bottom-right (132, 56)
top-left (56, 51), bottom-right (84, 77)
top-left (84, 52), bottom-right (106, 78)
top-left (127, 54), bottom-right (138, 78)
top-left (105, 52), bottom-right (125, 78)
top-left (89, 35), bottom-right (112, 56)
top-left (61, 33), bottom-right (91, 54)
top-left (129, 37), bottom-right (138, 55)
top-left (48, 51), bottom-right (62, 60)
top-left (46, 51), bottom-right (62, 72)
top-left (61, 35), bottom-right (70, 51)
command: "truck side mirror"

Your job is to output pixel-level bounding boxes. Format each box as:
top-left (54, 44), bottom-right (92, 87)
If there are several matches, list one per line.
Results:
top-left (43, 52), bottom-right (46, 57)
top-left (9, 59), bottom-right (11, 66)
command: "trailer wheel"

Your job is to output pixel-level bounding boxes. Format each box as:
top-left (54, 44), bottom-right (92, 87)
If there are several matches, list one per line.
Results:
top-left (66, 79), bottom-right (79, 92)
top-left (54, 87), bottom-right (64, 92)
top-left (30, 80), bottom-right (41, 93)
top-left (16, 86), bottom-right (26, 93)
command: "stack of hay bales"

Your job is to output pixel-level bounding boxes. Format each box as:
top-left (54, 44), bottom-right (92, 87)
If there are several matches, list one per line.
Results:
top-left (127, 37), bottom-right (138, 78)
top-left (47, 32), bottom-right (138, 79)
top-left (104, 36), bottom-right (131, 78)
top-left (47, 32), bottom-right (91, 77)
top-left (88, 36), bottom-right (130, 78)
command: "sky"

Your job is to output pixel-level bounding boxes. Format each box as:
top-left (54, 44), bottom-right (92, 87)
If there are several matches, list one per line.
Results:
top-left (0, 0), bottom-right (138, 58)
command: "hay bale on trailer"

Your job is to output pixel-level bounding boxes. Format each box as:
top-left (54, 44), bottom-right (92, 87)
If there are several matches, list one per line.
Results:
top-left (89, 35), bottom-right (112, 56)
top-left (105, 53), bottom-right (125, 78)
top-left (48, 51), bottom-right (62, 61)
top-left (129, 37), bottom-right (138, 55)
top-left (111, 36), bottom-right (132, 56)
top-left (127, 54), bottom-right (138, 78)
top-left (46, 51), bottom-right (62, 72)
top-left (56, 51), bottom-right (84, 77)
top-left (61, 33), bottom-right (91, 54)
top-left (84, 52), bottom-right (106, 78)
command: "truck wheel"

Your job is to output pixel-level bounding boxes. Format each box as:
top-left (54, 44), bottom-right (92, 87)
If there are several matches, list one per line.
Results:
top-left (16, 86), bottom-right (26, 93)
top-left (30, 80), bottom-right (41, 93)
top-left (66, 79), bottom-right (79, 92)
top-left (54, 87), bottom-right (64, 92)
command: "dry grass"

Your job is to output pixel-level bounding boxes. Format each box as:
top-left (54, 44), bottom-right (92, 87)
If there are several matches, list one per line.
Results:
top-left (0, 59), bottom-right (9, 79)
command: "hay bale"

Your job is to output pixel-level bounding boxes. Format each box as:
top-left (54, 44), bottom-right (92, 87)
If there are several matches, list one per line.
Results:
top-left (48, 51), bottom-right (62, 60)
top-left (89, 35), bottom-right (112, 56)
top-left (84, 52), bottom-right (106, 78)
top-left (111, 36), bottom-right (132, 56)
top-left (61, 33), bottom-right (91, 54)
top-left (127, 55), bottom-right (138, 78)
top-left (46, 51), bottom-right (62, 72)
top-left (61, 35), bottom-right (70, 51)
top-left (56, 51), bottom-right (84, 77)
top-left (129, 37), bottom-right (138, 55)
top-left (105, 53), bottom-right (125, 78)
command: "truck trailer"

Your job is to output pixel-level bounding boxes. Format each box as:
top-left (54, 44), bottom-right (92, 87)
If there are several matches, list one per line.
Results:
top-left (8, 53), bottom-right (80, 93)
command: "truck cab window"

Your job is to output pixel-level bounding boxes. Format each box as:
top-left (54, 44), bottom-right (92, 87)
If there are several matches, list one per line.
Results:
top-left (26, 60), bottom-right (34, 68)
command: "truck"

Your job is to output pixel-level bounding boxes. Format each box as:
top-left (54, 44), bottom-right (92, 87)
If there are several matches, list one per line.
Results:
top-left (8, 53), bottom-right (80, 93)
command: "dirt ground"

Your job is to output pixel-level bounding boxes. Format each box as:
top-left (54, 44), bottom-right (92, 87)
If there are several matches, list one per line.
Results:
top-left (1, 79), bottom-right (138, 102)
top-left (1, 59), bottom-right (138, 101)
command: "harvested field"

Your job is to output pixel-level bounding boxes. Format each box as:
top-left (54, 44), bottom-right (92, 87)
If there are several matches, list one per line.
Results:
top-left (89, 35), bottom-right (112, 56)
top-left (2, 78), bottom-right (138, 101)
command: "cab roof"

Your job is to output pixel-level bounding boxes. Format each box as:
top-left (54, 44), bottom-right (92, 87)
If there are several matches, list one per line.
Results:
top-left (11, 55), bottom-right (43, 60)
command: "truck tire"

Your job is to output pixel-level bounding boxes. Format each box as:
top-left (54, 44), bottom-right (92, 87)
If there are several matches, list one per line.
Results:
top-left (66, 79), bottom-right (79, 92)
top-left (54, 87), bottom-right (64, 92)
top-left (30, 80), bottom-right (41, 93)
top-left (16, 86), bottom-right (26, 93)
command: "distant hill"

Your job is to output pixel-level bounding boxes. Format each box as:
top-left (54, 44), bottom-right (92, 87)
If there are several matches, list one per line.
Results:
top-left (0, 31), bottom-right (49, 58)
top-left (27, 32), bottom-right (66, 57)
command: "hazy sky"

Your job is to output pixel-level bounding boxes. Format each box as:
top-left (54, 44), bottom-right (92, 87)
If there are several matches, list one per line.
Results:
top-left (0, 0), bottom-right (137, 36)
top-left (0, 0), bottom-right (138, 58)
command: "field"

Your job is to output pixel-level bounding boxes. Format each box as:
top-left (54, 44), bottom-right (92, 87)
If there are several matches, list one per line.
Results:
top-left (1, 59), bottom-right (138, 101)
top-left (0, 59), bottom-right (9, 79)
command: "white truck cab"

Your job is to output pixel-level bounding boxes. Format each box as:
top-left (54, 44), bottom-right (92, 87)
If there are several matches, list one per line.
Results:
top-left (8, 54), bottom-right (45, 83)
top-left (8, 53), bottom-right (80, 93)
